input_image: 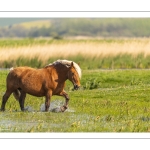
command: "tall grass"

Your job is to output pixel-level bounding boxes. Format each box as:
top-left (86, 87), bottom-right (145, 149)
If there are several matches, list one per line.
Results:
top-left (1, 38), bottom-right (150, 69)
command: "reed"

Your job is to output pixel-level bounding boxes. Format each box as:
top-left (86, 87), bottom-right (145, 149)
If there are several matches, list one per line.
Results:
top-left (1, 38), bottom-right (150, 69)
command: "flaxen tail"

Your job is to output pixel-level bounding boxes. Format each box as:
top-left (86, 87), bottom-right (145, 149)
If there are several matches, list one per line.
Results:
top-left (13, 89), bottom-right (20, 101)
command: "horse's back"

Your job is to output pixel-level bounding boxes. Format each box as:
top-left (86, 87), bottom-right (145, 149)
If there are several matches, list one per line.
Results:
top-left (7, 67), bottom-right (37, 81)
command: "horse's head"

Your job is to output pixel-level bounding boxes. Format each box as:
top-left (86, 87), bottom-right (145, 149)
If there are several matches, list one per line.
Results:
top-left (68, 62), bottom-right (81, 90)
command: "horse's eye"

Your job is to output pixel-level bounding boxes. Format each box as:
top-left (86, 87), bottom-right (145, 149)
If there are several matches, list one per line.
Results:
top-left (72, 73), bottom-right (74, 75)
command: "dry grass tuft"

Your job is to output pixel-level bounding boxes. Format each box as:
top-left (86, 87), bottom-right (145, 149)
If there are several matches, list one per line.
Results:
top-left (1, 38), bottom-right (150, 62)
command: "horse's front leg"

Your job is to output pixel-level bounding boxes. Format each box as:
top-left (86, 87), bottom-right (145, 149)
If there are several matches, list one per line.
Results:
top-left (60, 90), bottom-right (70, 112)
top-left (45, 91), bottom-right (52, 112)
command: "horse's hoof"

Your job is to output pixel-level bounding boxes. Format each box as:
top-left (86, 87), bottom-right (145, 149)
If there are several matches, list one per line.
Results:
top-left (60, 106), bottom-right (68, 112)
top-left (0, 108), bottom-right (5, 112)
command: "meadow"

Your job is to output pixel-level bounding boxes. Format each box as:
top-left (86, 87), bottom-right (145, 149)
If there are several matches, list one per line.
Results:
top-left (0, 69), bottom-right (150, 132)
top-left (0, 38), bottom-right (150, 132)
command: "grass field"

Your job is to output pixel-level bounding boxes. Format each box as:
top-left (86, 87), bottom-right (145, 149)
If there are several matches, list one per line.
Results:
top-left (16, 20), bottom-right (51, 29)
top-left (0, 38), bottom-right (150, 132)
top-left (1, 38), bottom-right (150, 69)
top-left (0, 69), bottom-right (150, 132)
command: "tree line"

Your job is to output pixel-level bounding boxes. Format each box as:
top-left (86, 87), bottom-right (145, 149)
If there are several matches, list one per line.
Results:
top-left (0, 18), bottom-right (150, 38)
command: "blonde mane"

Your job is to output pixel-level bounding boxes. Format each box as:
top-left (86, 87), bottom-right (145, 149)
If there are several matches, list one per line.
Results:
top-left (50, 59), bottom-right (82, 78)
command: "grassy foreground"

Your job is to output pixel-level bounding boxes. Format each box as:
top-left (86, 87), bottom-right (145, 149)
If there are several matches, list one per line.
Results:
top-left (0, 69), bottom-right (150, 132)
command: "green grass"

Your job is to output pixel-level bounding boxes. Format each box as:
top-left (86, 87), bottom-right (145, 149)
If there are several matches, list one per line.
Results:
top-left (0, 38), bottom-right (132, 47)
top-left (0, 38), bottom-right (52, 47)
top-left (2, 53), bottom-right (150, 69)
top-left (0, 69), bottom-right (150, 132)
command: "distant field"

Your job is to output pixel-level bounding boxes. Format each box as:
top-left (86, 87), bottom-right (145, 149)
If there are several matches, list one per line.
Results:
top-left (1, 38), bottom-right (150, 69)
top-left (14, 20), bottom-right (51, 29)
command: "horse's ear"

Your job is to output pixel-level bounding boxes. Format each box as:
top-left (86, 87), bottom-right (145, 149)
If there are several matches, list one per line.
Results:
top-left (66, 62), bottom-right (73, 68)
top-left (71, 62), bottom-right (74, 67)
top-left (78, 62), bottom-right (80, 66)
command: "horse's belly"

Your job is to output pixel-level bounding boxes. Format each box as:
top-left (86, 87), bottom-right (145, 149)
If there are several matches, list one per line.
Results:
top-left (27, 91), bottom-right (45, 97)
top-left (21, 81), bottom-right (45, 96)
top-left (23, 87), bottom-right (45, 97)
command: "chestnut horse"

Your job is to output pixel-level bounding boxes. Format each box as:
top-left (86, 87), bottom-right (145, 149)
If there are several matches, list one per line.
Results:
top-left (1, 60), bottom-right (81, 112)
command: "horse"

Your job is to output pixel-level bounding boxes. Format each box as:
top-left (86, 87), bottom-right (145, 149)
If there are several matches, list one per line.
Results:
top-left (1, 59), bottom-right (81, 112)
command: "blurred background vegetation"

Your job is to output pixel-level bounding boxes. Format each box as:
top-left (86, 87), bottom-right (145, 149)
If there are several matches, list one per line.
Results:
top-left (0, 18), bottom-right (150, 38)
top-left (1, 18), bottom-right (150, 69)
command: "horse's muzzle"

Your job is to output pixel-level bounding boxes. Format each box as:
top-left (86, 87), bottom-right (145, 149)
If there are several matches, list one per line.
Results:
top-left (74, 84), bottom-right (80, 90)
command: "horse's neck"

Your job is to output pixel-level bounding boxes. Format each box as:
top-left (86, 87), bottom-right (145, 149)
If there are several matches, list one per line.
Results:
top-left (55, 65), bottom-right (68, 80)
top-left (46, 64), bottom-right (68, 81)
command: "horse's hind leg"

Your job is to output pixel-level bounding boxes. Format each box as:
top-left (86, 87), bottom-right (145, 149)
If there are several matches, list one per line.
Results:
top-left (19, 91), bottom-right (26, 111)
top-left (1, 90), bottom-right (12, 111)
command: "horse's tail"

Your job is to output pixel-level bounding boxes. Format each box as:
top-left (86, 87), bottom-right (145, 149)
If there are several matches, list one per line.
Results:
top-left (13, 89), bottom-right (20, 101)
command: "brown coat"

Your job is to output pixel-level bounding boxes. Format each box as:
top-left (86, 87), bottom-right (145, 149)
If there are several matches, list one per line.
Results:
top-left (1, 60), bottom-right (81, 112)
